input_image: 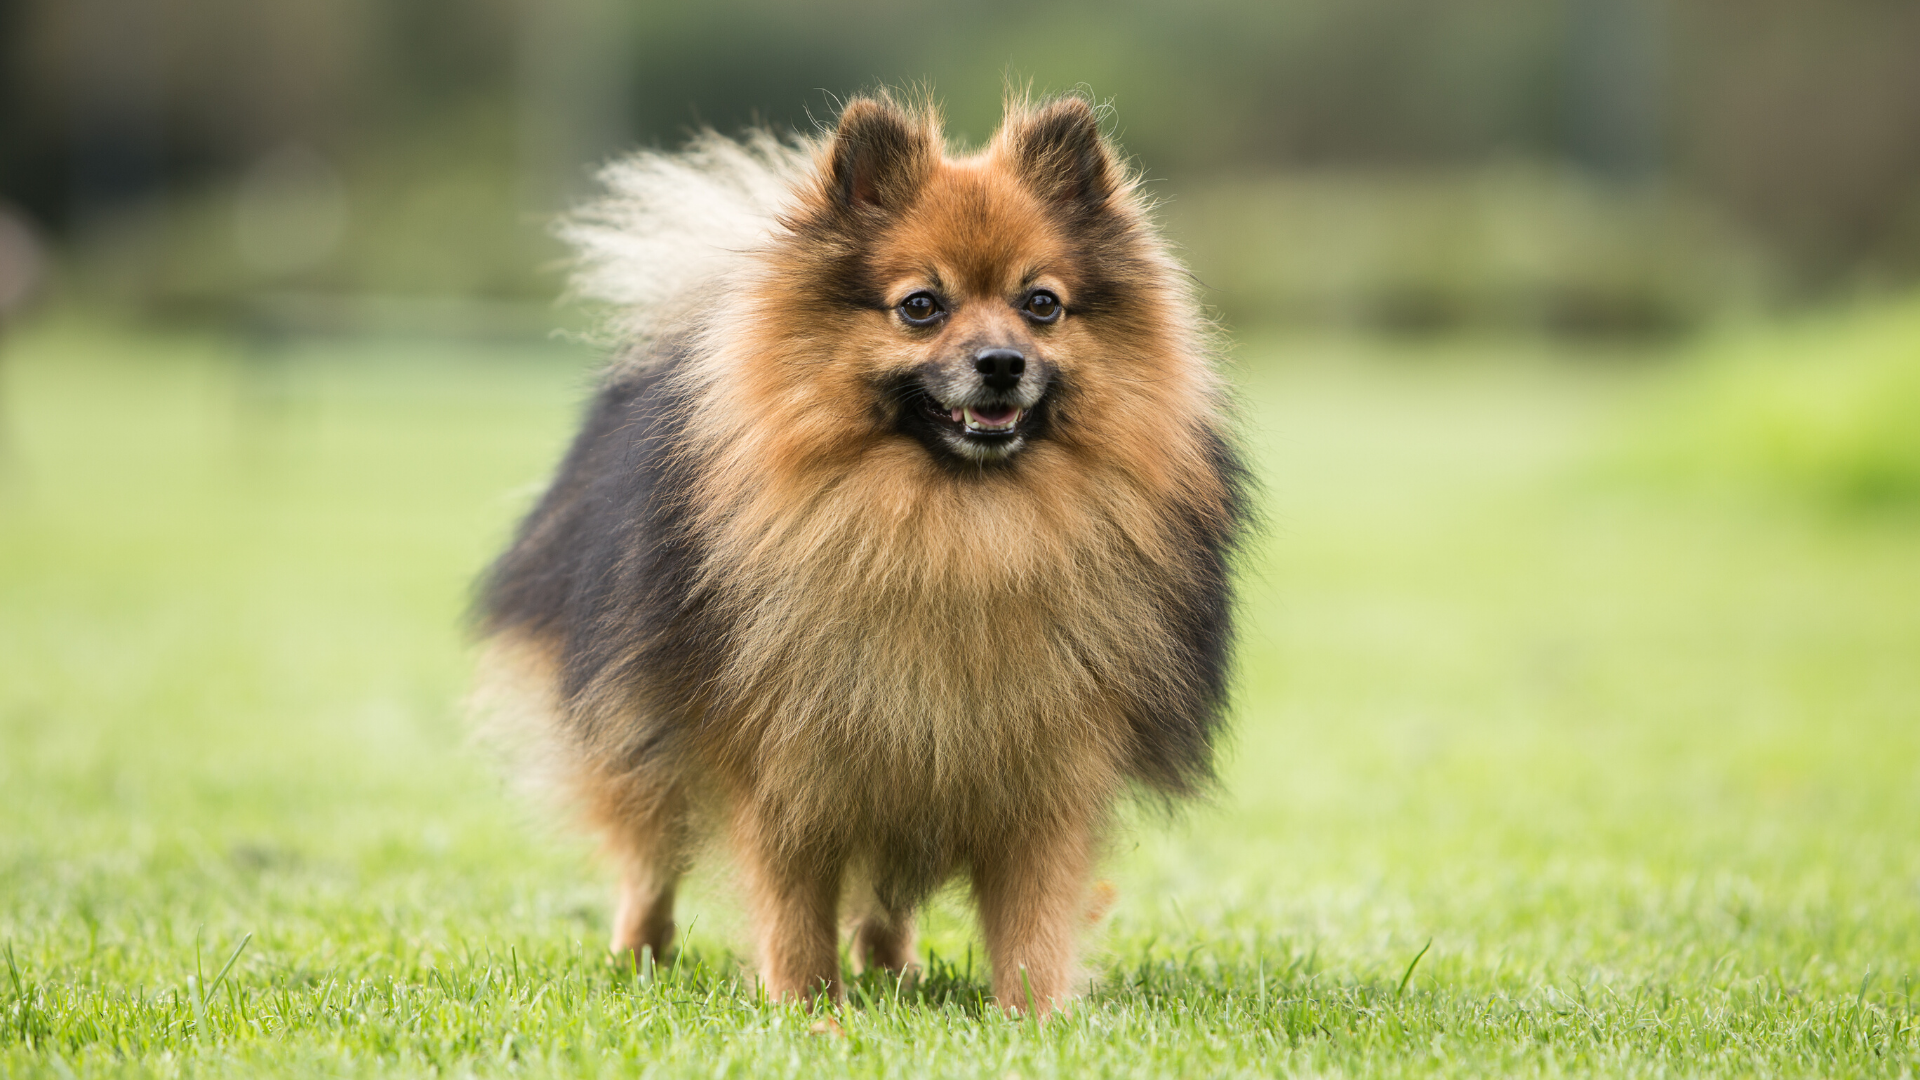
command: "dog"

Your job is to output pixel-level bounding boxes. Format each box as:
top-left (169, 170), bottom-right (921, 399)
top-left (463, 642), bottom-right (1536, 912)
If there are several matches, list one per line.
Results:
top-left (475, 92), bottom-right (1245, 1016)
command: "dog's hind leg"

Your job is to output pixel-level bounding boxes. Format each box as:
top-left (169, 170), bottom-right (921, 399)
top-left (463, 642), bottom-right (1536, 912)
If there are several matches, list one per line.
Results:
top-left (599, 780), bottom-right (691, 965)
top-left (852, 900), bottom-right (917, 976)
top-left (971, 814), bottom-right (1095, 1018)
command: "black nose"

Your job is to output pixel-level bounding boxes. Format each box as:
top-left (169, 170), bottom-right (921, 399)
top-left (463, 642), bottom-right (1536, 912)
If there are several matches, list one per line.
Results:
top-left (974, 349), bottom-right (1026, 393)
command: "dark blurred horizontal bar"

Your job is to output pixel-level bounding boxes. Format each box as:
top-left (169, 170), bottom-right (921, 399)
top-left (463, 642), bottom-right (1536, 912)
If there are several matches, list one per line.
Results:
top-left (233, 292), bottom-right (572, 343)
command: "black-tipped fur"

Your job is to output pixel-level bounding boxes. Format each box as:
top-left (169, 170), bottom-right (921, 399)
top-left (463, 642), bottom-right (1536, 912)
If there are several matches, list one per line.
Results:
top-left (479, 339), bottom-right (722, 760)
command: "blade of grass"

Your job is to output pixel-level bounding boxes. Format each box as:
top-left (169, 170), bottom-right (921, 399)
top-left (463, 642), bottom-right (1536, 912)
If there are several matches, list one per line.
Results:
top-left (207, 932), bottom-right (253, 1000)
top-left (1396, 939), bottom-right (1433, 996)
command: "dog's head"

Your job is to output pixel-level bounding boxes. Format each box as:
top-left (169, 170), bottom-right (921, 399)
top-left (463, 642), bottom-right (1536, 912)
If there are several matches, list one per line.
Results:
top-left (761, 94), bottom-right (1191, 471)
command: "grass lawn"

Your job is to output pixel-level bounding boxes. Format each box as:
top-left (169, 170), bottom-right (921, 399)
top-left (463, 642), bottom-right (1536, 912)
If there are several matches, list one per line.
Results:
top-left (2, 319), bottom-right (1916, 1077)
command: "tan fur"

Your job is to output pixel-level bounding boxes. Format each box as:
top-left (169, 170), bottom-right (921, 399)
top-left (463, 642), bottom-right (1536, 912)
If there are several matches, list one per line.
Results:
top-left (479, 93), bottom-right (1238, 1017)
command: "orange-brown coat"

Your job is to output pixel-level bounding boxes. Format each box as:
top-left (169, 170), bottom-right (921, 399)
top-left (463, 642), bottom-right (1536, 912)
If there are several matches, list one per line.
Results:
top-left (477, 92), bottom-right (1246, 1016)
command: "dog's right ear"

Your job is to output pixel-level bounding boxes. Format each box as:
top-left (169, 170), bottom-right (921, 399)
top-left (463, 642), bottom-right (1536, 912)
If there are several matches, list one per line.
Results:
top-left (828, 98), bottom-right (936, 213)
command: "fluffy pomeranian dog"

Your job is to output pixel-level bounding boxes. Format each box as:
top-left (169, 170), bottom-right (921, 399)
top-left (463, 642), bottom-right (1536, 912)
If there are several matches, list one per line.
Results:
top-left (476, 92), bottom-right (1245, 1016)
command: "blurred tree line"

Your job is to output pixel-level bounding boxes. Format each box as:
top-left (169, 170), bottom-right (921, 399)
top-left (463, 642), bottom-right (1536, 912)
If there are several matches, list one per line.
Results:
top-left (2, 0), bottom-right (1917, 335)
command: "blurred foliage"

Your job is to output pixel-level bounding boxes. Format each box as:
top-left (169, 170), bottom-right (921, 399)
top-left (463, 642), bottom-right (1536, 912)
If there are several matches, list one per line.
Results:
top-left (60, 107), bottom-right (552, 318)
top-left (1171, 166), bottom-right (1768, 336)
top-left (3, 0), bottom-right (1919, 330)
top-left (1628, 292), bottom-right (1920, 510)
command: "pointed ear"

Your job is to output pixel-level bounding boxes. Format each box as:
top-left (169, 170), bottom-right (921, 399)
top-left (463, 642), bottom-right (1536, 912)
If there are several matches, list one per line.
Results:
top-left (1007, 97), bottom-right (1120, 213)
top-left (828, 98), bottom-right (936, 212)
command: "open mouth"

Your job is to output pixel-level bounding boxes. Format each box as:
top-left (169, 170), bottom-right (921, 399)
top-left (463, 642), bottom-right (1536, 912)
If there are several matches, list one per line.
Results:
top-left (890, 378), bottom-right (1047, 464)
top-left (949, 404), bottom-right (1025, 434)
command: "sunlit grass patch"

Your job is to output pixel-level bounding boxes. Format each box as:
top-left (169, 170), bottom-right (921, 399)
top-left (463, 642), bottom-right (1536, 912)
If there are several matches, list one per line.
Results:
top-left (2, 320), bottom-right (1916, 1077)
top-left (1623, 291), bottom-right (1920, 510)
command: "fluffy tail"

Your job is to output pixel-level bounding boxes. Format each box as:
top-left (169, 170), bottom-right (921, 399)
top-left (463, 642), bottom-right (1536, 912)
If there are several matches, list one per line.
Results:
top-left (558, 130), bottom-right (813, 348)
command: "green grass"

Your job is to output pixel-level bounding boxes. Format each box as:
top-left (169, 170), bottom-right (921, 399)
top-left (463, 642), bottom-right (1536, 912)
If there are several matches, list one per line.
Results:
top-left (1628, 291), bottom-right (1920, 510)
top-left (2, 318), bottom-right (1917, 1078)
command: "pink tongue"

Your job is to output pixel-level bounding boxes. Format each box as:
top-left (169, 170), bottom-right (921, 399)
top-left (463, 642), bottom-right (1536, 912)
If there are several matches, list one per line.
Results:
top-left (970, 406), bottom-right (1017, 425)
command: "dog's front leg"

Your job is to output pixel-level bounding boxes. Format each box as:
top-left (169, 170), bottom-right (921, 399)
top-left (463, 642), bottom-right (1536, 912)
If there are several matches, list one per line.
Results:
top-left (736, 812), bottom-right (845, 1004)
top-left (972, 814), bottom-right (1095, 1018)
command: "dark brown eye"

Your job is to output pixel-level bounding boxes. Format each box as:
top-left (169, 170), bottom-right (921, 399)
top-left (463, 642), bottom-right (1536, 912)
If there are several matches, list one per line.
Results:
top-left (1024, 290), bottom-right (1061, 322)
top-left (898, 292), bottom-right (944, 325)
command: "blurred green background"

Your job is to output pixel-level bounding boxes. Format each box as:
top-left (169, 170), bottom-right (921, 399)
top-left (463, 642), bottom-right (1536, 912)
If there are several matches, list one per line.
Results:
top-left (2, 3), bottom-right (1918, 1076)
top-left (3, 0), bottom-right (1920, 332)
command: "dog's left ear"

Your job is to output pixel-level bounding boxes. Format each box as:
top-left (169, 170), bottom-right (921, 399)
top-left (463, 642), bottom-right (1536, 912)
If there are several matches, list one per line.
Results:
top-left (1007, 97), bottom-right (1120, 215)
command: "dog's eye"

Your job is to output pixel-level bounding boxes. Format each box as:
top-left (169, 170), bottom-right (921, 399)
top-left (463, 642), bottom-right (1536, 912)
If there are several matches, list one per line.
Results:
top-left (1024, 291), bottom-right (1061, 322)
top-left (897, 292), bottom-right (944, 326)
